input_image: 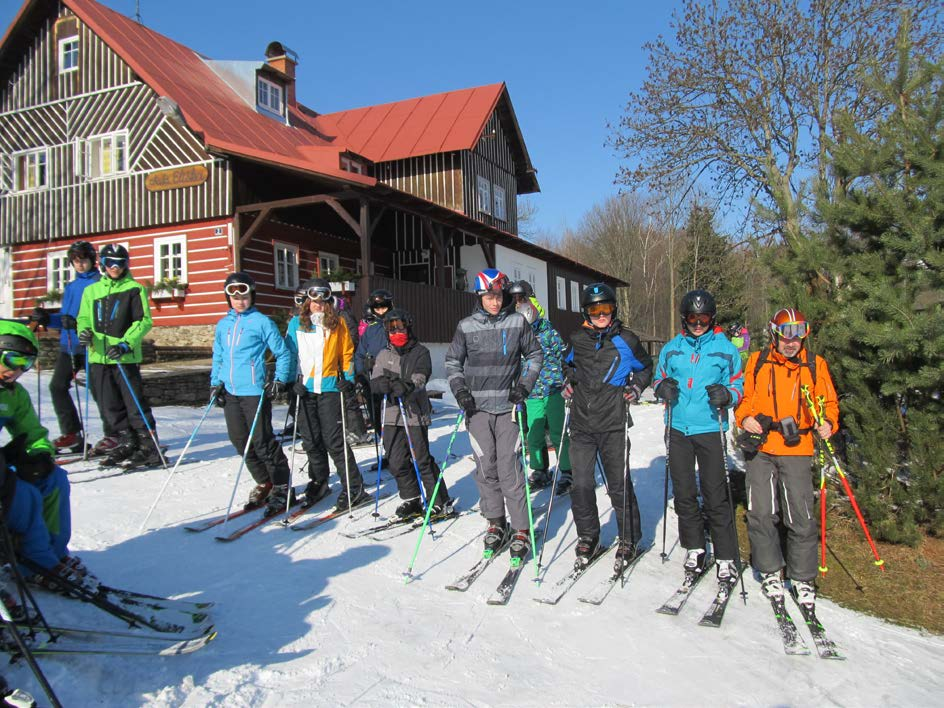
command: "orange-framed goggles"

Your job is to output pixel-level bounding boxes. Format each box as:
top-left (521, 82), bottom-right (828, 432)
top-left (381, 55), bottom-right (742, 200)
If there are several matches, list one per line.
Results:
top-left (685, 313), bottom-right (712, 327)
top-left (774, 321), bottom-right (810, 339)
top-left (585, 302), bottom-right (616, 318)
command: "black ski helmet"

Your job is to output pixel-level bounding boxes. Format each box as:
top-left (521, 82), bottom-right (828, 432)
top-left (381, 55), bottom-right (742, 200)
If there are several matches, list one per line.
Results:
top-left (580, 282), bottom-right (617, 323)
top-left (301, 278), bottom-right (333, 303)
top-left (383, 307), bottom-right (414, 331)
top-left (224, 272), bottom-right (256, 307)
top-left (680, 289), bottom-right (717, 332)
top-left (368, 288), bottom-right (394, 312)
top-left (67, 241), bottom-right (97, 266)
top-left (508, 280), bottom-right (534, 299)
top-left (99, 244), bottom-right (129, 275)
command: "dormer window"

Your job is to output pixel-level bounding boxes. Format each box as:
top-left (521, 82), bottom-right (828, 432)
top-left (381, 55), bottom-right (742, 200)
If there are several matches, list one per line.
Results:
top-left (341, 156), bottom-right (364, 175)
top-left (59, 37), bottom-right (79, 73)
top-left (257, 76), bottom-right (284, 116)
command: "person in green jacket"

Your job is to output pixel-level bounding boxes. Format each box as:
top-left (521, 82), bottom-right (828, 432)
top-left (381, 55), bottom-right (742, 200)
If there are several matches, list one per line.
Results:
top-left (76, 244), bottom-right (161, 469)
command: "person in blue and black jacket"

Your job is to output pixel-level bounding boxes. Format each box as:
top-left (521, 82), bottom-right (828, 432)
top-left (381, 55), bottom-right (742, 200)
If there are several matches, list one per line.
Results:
top-left (563, 283), bottom-right (652, 570)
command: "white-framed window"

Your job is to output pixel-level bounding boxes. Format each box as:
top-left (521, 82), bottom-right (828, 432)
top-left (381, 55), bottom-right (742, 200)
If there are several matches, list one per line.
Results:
top-left (318, 252), bottom-right (340, 277)
top-left (85, 131), bottom-right (128, 179)
top-left (556, 276), bottom-right (566, 310)
top-left (340, 156), bottom-right (364, 175)
top-left (570, 281), bottom-right (580, 312)
top-left (274, 242), bottom-right (299, 290)
top-left (257, 76), bottom-right (284, 116)
top-left (47, 251), bottom-right (73, 294)
top-left (153, 235), bottom-right (188, 283)
top-left (14, 148), bottom-right (48, 192)
top-left (477, 176), bottom-right (491, 215)
top-left (493, 184), bottom-right (507, 222)
top-left (58, 37), bottom-right (79, 73)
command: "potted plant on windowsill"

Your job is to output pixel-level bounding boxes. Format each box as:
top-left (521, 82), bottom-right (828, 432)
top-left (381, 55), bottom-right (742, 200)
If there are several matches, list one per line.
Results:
top-left (320, 268), bottom-right (359, 293)
top-left (37, 289), bottom-right (63, 310)
top-left (147, 277), bottom-right (187, 300)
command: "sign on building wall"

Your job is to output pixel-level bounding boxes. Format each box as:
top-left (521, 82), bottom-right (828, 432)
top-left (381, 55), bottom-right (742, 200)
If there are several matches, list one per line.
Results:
top-left (145, 165), bottom-right (209, 192)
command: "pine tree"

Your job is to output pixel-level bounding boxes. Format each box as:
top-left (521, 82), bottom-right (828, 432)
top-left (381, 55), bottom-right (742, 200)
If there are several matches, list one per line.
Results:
top-left (815, 24), bottom-right (944, 543)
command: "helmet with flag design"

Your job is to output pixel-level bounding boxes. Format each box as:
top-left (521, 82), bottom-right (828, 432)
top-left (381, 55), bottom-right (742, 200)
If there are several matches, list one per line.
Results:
top-left (473, 269), bottom-right (509, 296)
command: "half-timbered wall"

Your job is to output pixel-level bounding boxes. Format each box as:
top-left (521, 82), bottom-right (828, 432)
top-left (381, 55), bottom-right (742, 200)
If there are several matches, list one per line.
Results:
top-left (389, 211), bottom-right (457, 286)
top-left (0, 5), bottom-right (231, 245)
top-left (374, 151), bottom-right (463, 214)
top-left (461, 112), bottom-right (518, 233)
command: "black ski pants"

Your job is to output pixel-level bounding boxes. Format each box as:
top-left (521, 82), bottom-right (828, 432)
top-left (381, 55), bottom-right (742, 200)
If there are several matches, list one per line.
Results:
top-left (49, 351), bottom-right (84, 436)
top-left (384, 424), bottom-right (449, 505)
top-left (296, 392), bottom-right (363, 494)
top-left (89, 362), bottom-right (155, 443)
top-left (344, 390), bottom-right (367, 438)
top-left (569, 428), bottom-right (641, 543)
top-left (668, 429), bottom-right (737, 561)
top-left (223, 394), bottom-right (289, 486)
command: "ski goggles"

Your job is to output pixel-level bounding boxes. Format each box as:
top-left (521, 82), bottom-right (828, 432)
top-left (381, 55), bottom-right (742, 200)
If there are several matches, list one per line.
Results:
top-left (306, 286), bottom-right (332, 301)
top-left (384, 318), bottom-right (409, 332)
top-left (0, 350), bottom-right (36, 372)
top-left (685, 313), bottom-right (712, 327)
top-left (774, 321), bottom-right (810, 339)
top-left (224, 282), bottom-right (253, 297)
top-left (585, 302), bottom-right (616, 318)
top-left (293, 292), bottom-right (308, 306)
top-left (102, 257), bottom-right (127, 269)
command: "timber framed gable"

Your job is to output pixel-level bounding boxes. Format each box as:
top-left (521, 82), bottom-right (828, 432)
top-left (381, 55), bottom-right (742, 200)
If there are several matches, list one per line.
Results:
top-left (0, 3), bottom-right (231, 245)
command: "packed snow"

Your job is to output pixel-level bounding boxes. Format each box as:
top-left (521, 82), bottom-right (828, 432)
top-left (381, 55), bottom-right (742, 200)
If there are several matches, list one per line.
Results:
top-left (7, 371), bottom-right (943, 706)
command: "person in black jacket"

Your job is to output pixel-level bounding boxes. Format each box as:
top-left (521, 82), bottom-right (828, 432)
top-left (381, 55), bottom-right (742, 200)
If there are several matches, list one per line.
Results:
top-left (563, 283), bottom-right (653, 569)
top-left (355, 288), bottom-right (395, 443)
top-left (370, 308), bottom-right (452, 519)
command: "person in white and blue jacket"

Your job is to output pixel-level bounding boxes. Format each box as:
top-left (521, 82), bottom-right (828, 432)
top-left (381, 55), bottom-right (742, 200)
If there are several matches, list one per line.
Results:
top-left (652, 289), bottom-right (744, 588)
top-left (29, 241), bottom-right (106, 455)
top-left (211, 273), bottom-right (293, 516)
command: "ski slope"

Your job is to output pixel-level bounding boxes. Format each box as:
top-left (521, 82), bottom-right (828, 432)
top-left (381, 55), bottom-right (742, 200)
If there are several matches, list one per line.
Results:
top-left (10, 372), bottom-right (944, 706)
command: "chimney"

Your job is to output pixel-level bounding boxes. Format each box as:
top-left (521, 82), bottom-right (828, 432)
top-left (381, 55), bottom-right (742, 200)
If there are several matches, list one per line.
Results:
top-left (264, 41), bottom-right (298, 107)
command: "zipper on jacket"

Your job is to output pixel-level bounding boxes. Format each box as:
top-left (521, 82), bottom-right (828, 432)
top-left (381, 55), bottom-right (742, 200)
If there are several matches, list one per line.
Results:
top-left (228, 314), bottom-right (243, 389)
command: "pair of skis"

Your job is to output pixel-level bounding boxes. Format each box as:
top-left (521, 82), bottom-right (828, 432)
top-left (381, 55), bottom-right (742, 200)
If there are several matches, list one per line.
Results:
top-left (13, 622), bottom-right (217, 657)
top-left (532, 542), bottom-right (650, 606)
top-left (768, 587), bottom-right (844, 659)
top-left (341, 506), bottom-right (467, 542)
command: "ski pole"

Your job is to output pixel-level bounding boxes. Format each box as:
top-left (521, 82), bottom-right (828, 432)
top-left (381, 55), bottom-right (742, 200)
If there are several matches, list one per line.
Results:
top-left (339, 385), bottom-right (354, 518)
top-left (220, 392), bottom-right (266, 530)
top-left (138, 393), bottom-right (218, 533)
top-left (83, 354), bottom-right (91, 460)
top-left (372, 395), bottom-right (387, 518)
top-left (36, 355), bottom-right (42, 423)
top-left (403, 411), bottom-right (464, 581)
top-left (114, 362), bottom-right (168, 469)
top-left (0, 595), bottom-right (62, 708)
top-left (620, 405), bottom-right (635, 586)
top-left (397, 397), bottom-right (428, 508)
top-left (718, 410), bottom-right (748, 604)
top-left (283, 392), bottom-right (302, 518)
top-left (515, 404), bottom-right (539, 578)
top-left (826, 541), bottom-right (865, 593)
top-left (536, 400), bottom-right (570, 577)
top-left (801, 384), bottom-right (885, 571)
top-left (660, 403), bottom-right (672, 562)
top-left (817, 441), bottom-right (828, 577)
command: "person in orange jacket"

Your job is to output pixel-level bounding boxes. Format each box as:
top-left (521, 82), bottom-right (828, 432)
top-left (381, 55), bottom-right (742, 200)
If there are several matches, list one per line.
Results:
top-left (735, 308), bottom-right (838, 610)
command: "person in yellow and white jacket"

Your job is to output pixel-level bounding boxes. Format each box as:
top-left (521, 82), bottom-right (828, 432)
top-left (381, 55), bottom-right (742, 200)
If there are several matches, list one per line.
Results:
top-left (285, 278), bottom-right (367, 511)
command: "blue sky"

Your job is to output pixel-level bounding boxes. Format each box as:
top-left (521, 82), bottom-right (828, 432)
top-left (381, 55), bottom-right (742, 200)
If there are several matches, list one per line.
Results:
top-left (1, 0), bottom-right (683, 239)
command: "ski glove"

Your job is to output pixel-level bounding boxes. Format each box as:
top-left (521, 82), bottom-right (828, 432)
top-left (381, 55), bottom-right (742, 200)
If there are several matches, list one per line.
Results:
top-left (654, 378), bottom-right (679, 404)
top-left (455, 389), bottom-right (476, 417)
top-left (106, 342), bottom-right (131, 361)
top-left (78, 329), bottom-right (94, 347)
top-left (705, 384), bottom-right (732, 408)
top-left (4, 435), bottom-right (54, 485)
top-left (508, 384), bottom-right (529, 406)
top-left (29, 307), bottom-right (50, 327)
top-left (336, 378), bottom-right (355, 396)
top-left (211, 383), bottom-right (226, 408)
top-left (265, 380), bottom-right (288, 399)
top-left (562, 382), bottom-right (574, 401)
top-left (371, 376), bottom-right (393, 395)
top-left (59, 314), bottom-right (77, 330)
top-left (623, 384), bottom-right (642, 404)
top-left (292, 380), bottom-right (310, 399)
top-left (389, 378), bottom-right (415, 399)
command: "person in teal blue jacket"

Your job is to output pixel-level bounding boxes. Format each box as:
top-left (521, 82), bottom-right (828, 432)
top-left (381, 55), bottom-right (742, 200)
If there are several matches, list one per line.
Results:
top-left (211, 273), bottom-right (293, 516)
top-left (653, 290), bottom-right (744, 589)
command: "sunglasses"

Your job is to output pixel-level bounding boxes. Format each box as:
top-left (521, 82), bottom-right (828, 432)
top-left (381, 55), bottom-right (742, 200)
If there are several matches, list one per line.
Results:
top-left (102, 257), bottom-right (127, 268)
top-left (685, 313), bottom-right (712, 327)
top-left (1, 350), bottom-right (36, 372)
top-left (586, 302), bottom-right (615, 317)
top-left (306, 286), bottom-right (332, 301)
top-left (775, 321), bottom-right (810, 339)
top-left (385, 319), bottom-right (409, 332)
top-left (224, 282), bottom-right (252, 296)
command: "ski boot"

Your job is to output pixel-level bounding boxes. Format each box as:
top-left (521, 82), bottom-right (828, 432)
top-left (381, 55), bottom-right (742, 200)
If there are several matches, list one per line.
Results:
top-left (301, 480), bottom-right (330, 509)
top-left (335, 487), bottom-right (370, 513)
top-left (263, 484), bottom-right (294, 517)
top-left (760, 571), bottom-right (784, 599)
top-left (90, 435), bottom-right (119, 458)
top-left (100, 432), bottom-right (137, 467)
top-left (509, 530), bottom-right (531, 568)
top-left (555, 471), bottom-right (573, 496)
top-left (614, 538), bottom-right (640, 571)
top-left (395, 497), bottom-right (424, 520)
top-left (429, 497), bottom-right (456, 518)
top-left (790, 579), bottom-right (816, 608)
top-left (483, 519), bottom-right (510, 559)
top-left (527, 468), bottom-right (551, 490)
top-left (53, 432), bottom-right (84, 454)
top-left (244, 482), bottom-right (272, 511)
top-left (121, 442), bottom-right (166, 470)
top-left (574, 535), bottom-right (599, 570)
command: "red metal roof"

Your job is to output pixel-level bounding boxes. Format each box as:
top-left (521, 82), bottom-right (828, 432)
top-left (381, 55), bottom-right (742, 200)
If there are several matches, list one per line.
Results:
top-left (321, 84), bottom-right (505, 162)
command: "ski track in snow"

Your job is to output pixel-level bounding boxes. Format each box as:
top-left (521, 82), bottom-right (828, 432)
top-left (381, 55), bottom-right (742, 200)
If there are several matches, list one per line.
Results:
top-left (11, 371), bottom-right (944, 706)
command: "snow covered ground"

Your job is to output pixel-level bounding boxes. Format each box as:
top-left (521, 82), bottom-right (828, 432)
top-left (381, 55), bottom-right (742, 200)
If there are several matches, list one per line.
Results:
top-left (8, 371), bottom-right (944, 706)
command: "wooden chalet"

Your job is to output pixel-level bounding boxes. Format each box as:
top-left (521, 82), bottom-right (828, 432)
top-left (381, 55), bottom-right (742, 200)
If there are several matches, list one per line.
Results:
top-left (0, 0), bottom-right (624, 348)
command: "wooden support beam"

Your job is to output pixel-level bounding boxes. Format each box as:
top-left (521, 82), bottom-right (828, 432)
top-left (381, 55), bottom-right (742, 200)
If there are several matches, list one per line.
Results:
top-left (481, 239), bottom-right (496, 269)
top-left (237, 207), bottom-right (272, 250)
top-left (359, 200), bottom-right (371, 298)
top-left (326, 197), bottom-right (362, 238)
top-left (423, 218), bottom-right (447, 288)
top-left (235, 192), bottom-right (352, 214)
top-left (368, 205), bottom-right (388, 238)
